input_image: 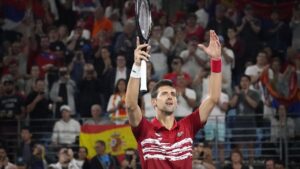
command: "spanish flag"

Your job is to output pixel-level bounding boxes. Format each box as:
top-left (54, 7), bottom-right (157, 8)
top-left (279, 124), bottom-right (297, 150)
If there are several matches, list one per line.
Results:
top-left (80, 125), bottom-right (137, 159)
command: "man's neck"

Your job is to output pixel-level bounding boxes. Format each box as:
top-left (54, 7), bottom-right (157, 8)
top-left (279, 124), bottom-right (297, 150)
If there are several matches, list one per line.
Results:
top-left (156, 113), bottom-right (175, 130)
top-left (24, 139), bottom-right (31, 144)
top-left (117, 66), bottom-right (126, 71)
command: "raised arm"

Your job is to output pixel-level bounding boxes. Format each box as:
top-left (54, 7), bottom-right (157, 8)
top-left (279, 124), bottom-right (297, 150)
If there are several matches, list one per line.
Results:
top-left (125, 38), bottom-right (150, 127)
top-left (197, 30), bottom-right (222, 123)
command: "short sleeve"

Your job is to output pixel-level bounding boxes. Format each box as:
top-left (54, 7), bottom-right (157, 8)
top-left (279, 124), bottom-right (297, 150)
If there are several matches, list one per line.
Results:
top-left (131, 117), bottom-right (151, 142)
top-left (179, 109), bottom-right (204, 137)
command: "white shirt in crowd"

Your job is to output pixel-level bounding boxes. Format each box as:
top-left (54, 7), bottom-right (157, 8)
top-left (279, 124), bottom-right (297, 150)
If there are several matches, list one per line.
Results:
top-left (195, 8), bottom-right (209, 28)
top-left (204, 92), bottom-right (229, 122)
top-left (180, 49), bottom-right (209, 79)
top-left (51, 119), bottom-right (81, 145)
top-left (221, 47), bottom-right (235, 93)
top-left (49, 159), bottom-right (79, 169)
top-left (115, 67), bottom-right (127, 85)
top-left (270, 117), bottom-right (295, 142)
top-left (143, 92), bottom-right (156, 118)
top-left (175, 88), bottom-right (197, 117)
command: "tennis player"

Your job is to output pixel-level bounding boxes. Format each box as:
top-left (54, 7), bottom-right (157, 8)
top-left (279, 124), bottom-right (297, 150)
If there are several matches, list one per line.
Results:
top-left (125, 30), bottom-right (222, 169)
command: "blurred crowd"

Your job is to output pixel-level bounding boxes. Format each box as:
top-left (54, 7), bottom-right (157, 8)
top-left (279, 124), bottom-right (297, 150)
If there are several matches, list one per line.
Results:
top-left (1, 0), bottom-right (300, 169)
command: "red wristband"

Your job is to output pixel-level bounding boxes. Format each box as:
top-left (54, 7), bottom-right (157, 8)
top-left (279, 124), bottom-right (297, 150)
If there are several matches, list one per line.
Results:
top-left (211, 59), bottom-right (222, 73)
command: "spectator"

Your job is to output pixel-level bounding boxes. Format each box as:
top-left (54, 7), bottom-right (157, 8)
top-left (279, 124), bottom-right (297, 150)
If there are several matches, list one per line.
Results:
top-left (244, 51), bottom-right (268, 90)
top-left (114, 19), bottom-right (136, 68)
top-left (223, 149), bottom-right (249, 169)
top-left (263, 10), bottom-right (289, 55)
top-left (146, 61), bottom-right (158, 81)
top-left (185, 13), bottom-right (205, 42)
top-left (49, 148), bottom-right (79, 169)
top-left (203, 90), bottom-right (229, 166)
top-left (50, 67), bottom-right (77, 117)
top-left (58, 25), bottom-right (69, 44)
top-left (195, 0), bottom-right (209, 29)
top-left (77, 64), bottom-right (103, 117)
top-left (270, 104), bottom-right (295, 142)
top-left (265, 158), bottom-right (275, 169)
top-left (26, 78), bottom-right (52, 120)
top-left (175, 74), bottom-right (196, 118)
top-left (17, 126), bottom-right (35, 167)
top-left (149, 25), bottom-right (171, 78)
top-left (192, 67), bottom-right (210, 106)
top-left (236, 4), bottom-right (261, 61)
top-left (229, 75), bottom-right (261, 166)
top-left (25, 66), bottom-right (40, 95)
top-left (92, 6), bottom-right (113, 39)
top-left (121, 148), bottom-right (141, 169)
top-left (75, 146), bottom-right (90, 169)
top-left (180, 39), bottom-right (209, 79)
top-left (0, 74), bottom-right (25, 120)
top-left (226, 26), bottom-right (246, 86)
top-left (102, 54), bottom-right (130, 103)
top-left (192, 143), bottom-right (216, 169)
top-left (107, 79), bottom-right (128, 125)
top-left (207, 4), bottom-right (234, 38)
top-left (34, 35), bottom-right (59, 78)
top-left (51, 105), bottom-right (81, 145)
top-left (169, 26), bottom-right (187, 59)
top-left (142, 79), bottom-right (157, 118)
top-left (90, 140), bottom-right (120, 169)
top-left (219, 35), bottom-right (234, 96)
top-left (2, 41), bottom-right (28, 78)
top-left (290, 5), bottom-right (300, 50)
top-left (30, 144), bottom-right (47, 169)
top-left (68, 19), bottom-right (91, 42)
top-left (0, 146), bottom-right (17, 169)
top-left (163, 56), bottom-right (192, 86)
top-left (84, 104), bottom-right (114, 125)
top-left (69, 50), bottom-right (86, 84)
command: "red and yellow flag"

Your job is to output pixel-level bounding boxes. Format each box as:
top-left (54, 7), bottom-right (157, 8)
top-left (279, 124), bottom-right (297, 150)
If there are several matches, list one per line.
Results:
top-left (80, 124), bottom-right (137, 159)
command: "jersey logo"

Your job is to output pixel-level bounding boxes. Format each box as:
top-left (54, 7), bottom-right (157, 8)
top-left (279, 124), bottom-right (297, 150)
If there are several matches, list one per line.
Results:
top-left (177, 131), bottom-right (184, 137)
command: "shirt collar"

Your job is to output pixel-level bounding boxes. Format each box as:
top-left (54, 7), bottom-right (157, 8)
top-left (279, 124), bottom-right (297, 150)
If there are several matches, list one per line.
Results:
top-left (151, 117), bottom-right (179, 131)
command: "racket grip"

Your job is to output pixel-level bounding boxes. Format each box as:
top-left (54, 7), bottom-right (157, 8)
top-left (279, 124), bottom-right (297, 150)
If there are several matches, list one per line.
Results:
top-left (140, 60), bottom-right (147, 91)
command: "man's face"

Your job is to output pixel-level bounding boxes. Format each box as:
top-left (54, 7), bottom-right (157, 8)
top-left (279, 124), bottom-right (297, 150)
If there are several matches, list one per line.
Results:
top-left (91, 106), bottom-right (101, 118)
top-left (116, 55), bottom-right (126, 68)
top-left (240, 76), bottom-right (250, 89)
top-left (266, 160), bottom-right (275, 169)
top-left (152, 86), bottom-right (177, 115)
top-left (256, 52), bottom-right (267, 66)
top-left (0, 148), bottom-right (6, 159)
top-left (21, 129), bottom-right (32, 142)
top-left (95, 143), bottom-right (105, 155)
top-left (36, 81), bottom-right (45, 92)
top-left (171, 59), bottom-right (182, 71)
top-left (78, 148), bottom-right (87, 159)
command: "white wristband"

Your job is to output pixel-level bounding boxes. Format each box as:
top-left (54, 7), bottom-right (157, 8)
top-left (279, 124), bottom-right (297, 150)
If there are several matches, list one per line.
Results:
top-left (130, 64), bottom-right (141, 78)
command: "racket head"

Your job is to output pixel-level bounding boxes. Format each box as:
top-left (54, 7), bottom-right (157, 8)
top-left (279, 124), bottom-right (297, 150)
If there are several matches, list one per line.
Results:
top-left (135, 0), bottom-right (152, 43)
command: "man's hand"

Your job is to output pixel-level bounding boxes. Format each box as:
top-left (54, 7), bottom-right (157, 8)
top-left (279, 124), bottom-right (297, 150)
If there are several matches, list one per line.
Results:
top-left (198, 30), bottom-right (221, 59)
top-left (134, 37), bottom-right (150, 66)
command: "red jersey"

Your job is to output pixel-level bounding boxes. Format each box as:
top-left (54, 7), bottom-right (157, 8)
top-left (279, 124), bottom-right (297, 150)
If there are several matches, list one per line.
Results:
top-left (131, 109), bottom-right (204, 169)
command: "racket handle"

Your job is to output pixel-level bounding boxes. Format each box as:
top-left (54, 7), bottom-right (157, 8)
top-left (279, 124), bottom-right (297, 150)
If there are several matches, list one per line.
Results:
top-left (140, 60), bottom-right (147, 91)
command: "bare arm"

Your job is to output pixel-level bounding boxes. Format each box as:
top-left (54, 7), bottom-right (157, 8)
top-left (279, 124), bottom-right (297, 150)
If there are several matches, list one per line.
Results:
top-left (197, 30), bottom-right (222, 123)
top-left (125, 38), bottom-right (150, 127)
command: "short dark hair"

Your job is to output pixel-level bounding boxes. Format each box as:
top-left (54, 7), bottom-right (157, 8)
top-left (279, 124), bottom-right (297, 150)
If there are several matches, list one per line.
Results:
top-left (151, 79), bottom-right (174, 98)
top-left (95, 140), bottom-right (106, 147)
top-left (21, 126), bottom-right (32, 133)
top-left (240, 74), bottom-right (251, 82)
top-left (79, 146), bottom-right (88, 155)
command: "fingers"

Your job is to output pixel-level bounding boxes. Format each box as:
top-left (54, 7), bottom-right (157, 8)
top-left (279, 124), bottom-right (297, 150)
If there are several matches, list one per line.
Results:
top-left (137, 44), bottom-right (149, 50)
top-left (136, 36), bottom-right (140, 46)
top-left (138, 51), bottom-right (150, 61)
top-left (198, 44), bottom-right (207, 52)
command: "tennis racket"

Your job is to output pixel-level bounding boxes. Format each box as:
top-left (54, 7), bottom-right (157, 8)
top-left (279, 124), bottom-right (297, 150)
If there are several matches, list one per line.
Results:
top-left (135, 0), bottom-right (152, 91)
